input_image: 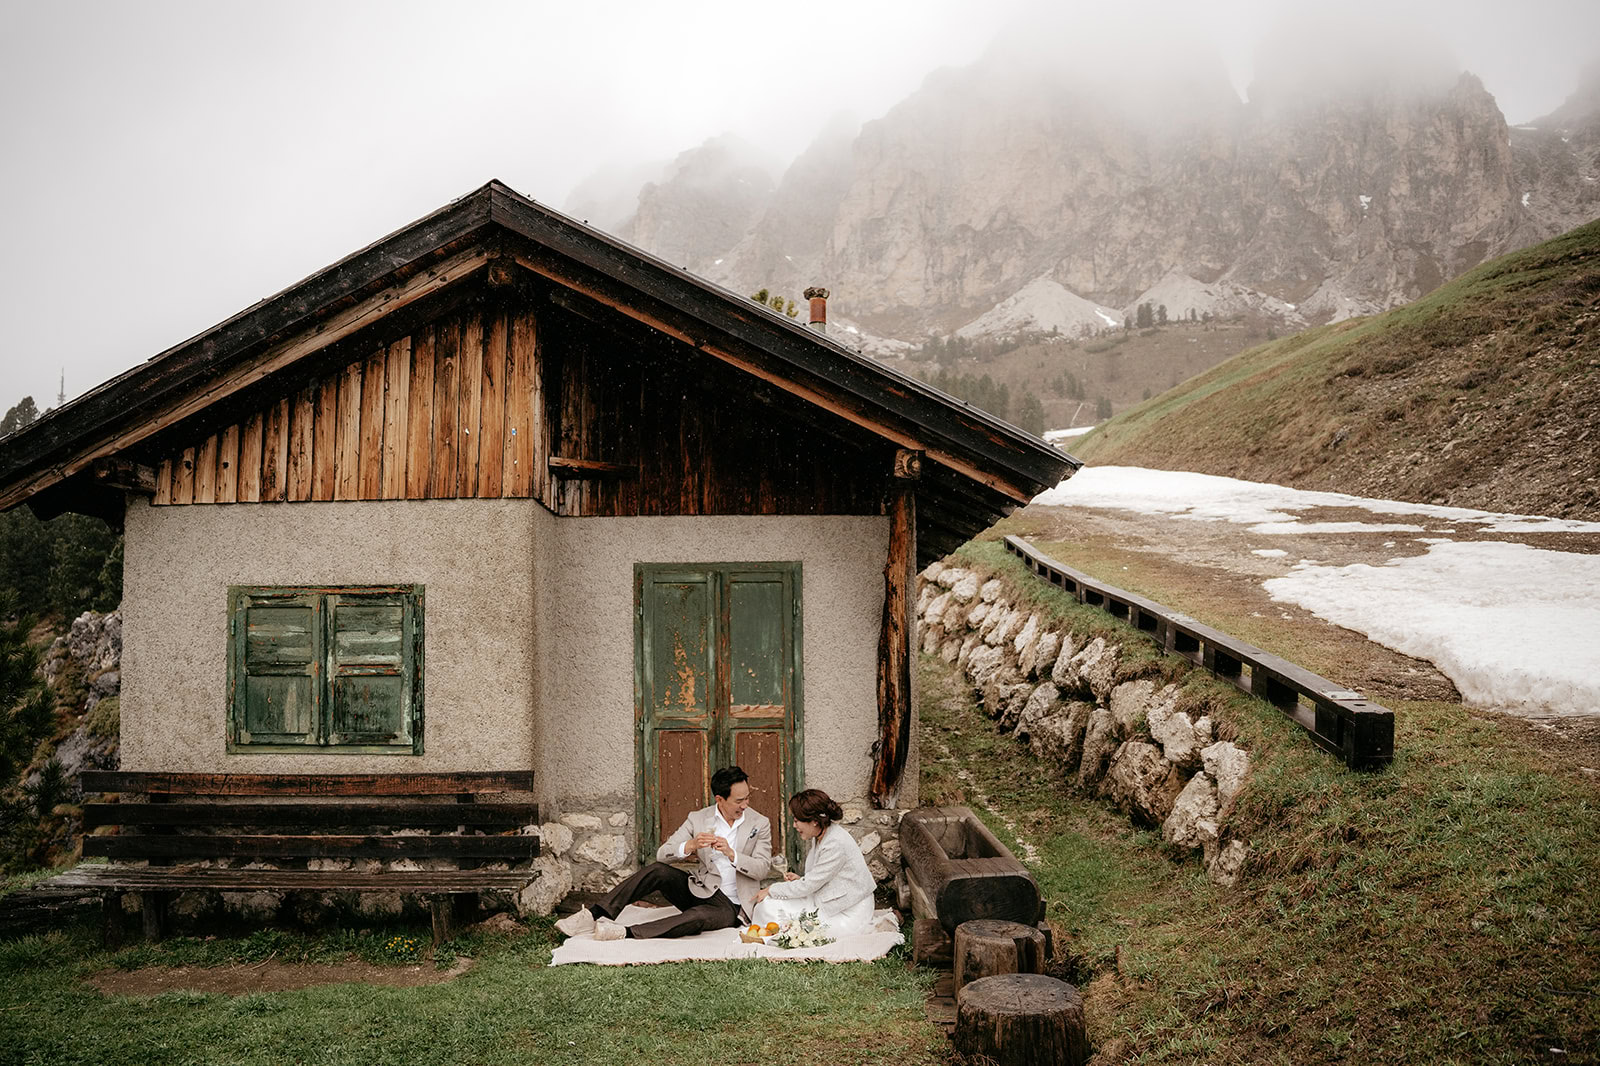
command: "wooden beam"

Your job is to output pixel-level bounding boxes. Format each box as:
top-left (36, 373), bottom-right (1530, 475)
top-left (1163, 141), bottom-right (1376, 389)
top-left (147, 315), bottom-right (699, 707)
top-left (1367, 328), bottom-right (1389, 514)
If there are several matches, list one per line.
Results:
top-left (89, 458), bottom-right (158, 495)
top-left (871, 475), bottom-right (916, 808)
top-left (547, 456), bottom-right (639, 479)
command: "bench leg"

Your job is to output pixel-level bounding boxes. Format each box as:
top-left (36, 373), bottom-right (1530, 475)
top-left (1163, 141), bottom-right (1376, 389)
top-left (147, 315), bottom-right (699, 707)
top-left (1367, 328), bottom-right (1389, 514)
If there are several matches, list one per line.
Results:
top-left (139, 891), bottom-right (170, 941)
top-left (101, 891), bottom-right (125, 949)
top-left (430, 897), bottom-right (454, 945)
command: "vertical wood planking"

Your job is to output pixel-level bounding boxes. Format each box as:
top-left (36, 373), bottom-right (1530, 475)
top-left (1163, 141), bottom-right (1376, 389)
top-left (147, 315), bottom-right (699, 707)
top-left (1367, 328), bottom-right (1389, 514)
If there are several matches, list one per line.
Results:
top-left (175, 447), bottom-right (195, 505)
top-left (237, 413), bottom-right (263, 503)
top-left (288, 386), bottom-right (316, 502)
top-left (457, 312), bottom-right (484, 496)
top-left (527, 311), bottom-right (546, 502)
top-left (215, 424), bottom-right (239, 504)
top-left (312, 376), bottom-right (339, 501)
top-left (680, 401), bottom-right (704, 516)
top-left (557, 346), bottom-right (583, 515)
top-left (358, 349), bottom-right (386, 499)
top-left (155, 459), bottom-right (173, 505)
top-left (504, 312), bottom-right (534, 496)
top-left (406, 328), bottom-right (435, 499)
top-left (263, 398), bottom-right (290, 502)
top-left (334, 361), bottom-right (362, 501)
top-left (477, 310), bottom-right (507, 497)
top-left (380, 338), bottom-right (410, 499)
top-left (194, 433), bottom-right (218, 504)
top-left (429, 319), bottom-right (459, 498)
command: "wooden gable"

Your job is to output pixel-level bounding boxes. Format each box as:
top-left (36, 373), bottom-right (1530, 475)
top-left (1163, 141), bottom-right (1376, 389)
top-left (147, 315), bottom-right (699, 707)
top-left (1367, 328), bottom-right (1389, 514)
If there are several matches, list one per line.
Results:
top-left (144, 289), bottom-right (892, 519)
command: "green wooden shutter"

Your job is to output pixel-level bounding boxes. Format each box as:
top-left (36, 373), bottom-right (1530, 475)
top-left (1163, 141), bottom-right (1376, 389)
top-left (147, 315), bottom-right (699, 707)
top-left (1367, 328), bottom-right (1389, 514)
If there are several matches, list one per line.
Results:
top-left (230, 590), bottom-right (320, 747)
top-left (326, 590), bottom-right (418, 750)
top-left (637, 570), bottom-right (716, 855)
top-left (724, 568), bottom-right (796, 862)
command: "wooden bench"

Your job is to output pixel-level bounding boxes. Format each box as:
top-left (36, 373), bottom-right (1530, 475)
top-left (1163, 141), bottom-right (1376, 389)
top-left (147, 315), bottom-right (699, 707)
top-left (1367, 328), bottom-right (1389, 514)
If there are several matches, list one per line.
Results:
top-left (48, 771), bottom-right (540, 943)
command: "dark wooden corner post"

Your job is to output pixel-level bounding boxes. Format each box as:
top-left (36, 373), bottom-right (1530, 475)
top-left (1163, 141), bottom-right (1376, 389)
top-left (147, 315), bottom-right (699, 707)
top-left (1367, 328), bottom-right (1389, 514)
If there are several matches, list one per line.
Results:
top-left (871, 448), bottom-right (921, 808)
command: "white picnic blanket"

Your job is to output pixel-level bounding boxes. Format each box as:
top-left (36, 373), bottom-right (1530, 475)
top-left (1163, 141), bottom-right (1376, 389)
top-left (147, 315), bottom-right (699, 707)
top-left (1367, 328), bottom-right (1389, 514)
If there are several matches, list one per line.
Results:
top-left (549, 904), bottom-right (903, 966)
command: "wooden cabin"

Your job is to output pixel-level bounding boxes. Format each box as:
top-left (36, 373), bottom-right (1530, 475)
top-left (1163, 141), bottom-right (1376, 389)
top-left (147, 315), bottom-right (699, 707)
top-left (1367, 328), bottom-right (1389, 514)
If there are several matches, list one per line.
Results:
top-left (0, 181), bottom-right (1073, 884)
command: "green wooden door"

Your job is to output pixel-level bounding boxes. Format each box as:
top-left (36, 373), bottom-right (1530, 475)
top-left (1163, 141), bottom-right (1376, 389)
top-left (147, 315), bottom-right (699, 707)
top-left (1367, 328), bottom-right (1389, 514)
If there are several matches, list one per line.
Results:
top-left (636, 563), bottom-right (803, 866)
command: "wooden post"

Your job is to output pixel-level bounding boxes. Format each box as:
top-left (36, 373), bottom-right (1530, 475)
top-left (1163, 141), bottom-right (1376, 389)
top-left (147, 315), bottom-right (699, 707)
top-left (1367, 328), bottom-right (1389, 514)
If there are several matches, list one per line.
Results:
top-left (955, 973), bottom-right (1088, 1066)
top-left (871, 448), bottom-right (920, 808)
top-left (955, 919), bottom-right (1047, 992)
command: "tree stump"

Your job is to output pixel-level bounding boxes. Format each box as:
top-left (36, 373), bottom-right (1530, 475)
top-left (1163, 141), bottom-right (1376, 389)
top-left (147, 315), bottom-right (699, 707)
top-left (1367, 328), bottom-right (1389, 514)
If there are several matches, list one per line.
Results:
top-left (954, 919), bottom-right (1047, 992)
top-left (955, 973), bottom-right (1088, 1066)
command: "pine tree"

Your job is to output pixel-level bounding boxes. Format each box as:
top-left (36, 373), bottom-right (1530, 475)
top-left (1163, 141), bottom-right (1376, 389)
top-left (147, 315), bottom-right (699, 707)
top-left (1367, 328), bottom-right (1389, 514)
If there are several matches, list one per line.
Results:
top-left (1016, 393), bottom-right (1046, 435)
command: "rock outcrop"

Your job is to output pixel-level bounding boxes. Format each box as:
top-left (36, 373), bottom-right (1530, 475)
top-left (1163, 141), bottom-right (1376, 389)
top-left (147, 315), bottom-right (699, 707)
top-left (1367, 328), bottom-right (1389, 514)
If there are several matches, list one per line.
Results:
top-left (592, 42), bottom-right (1600, 348)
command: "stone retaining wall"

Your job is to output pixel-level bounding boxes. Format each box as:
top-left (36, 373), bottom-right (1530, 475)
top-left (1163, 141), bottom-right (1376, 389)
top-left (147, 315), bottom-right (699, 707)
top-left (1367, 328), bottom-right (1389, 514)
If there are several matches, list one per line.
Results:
top-left (919, 560), bottom-right (1253, 886)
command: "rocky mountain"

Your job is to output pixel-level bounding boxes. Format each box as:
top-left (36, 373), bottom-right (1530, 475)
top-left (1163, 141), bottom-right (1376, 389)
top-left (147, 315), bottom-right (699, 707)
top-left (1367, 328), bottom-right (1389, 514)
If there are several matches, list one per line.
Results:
top-left (585, 42), bottom-right (1600, 349)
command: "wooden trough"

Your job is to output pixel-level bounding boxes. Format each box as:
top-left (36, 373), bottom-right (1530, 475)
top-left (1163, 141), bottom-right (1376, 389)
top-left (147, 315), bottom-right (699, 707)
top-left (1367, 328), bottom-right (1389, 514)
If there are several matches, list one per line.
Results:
top-left (899, 805), bottom-right (1042, 967)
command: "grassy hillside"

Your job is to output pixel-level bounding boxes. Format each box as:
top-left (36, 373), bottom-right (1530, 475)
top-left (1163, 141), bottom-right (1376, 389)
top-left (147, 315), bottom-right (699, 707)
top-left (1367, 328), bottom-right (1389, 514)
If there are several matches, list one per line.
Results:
top-left (1072, 218), bottom-right (1600, 519)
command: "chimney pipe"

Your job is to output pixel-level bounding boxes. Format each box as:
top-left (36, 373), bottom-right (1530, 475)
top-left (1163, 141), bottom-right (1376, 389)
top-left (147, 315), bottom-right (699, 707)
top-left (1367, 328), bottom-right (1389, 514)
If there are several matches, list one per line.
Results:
top-left (804, 286), bottom-right (830, 332)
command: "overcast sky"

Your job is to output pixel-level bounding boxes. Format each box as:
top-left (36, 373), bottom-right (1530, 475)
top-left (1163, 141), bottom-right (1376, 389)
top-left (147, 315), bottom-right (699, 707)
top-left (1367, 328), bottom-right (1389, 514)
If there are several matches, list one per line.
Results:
top-left (2, 0), bottom-right (1596, 414)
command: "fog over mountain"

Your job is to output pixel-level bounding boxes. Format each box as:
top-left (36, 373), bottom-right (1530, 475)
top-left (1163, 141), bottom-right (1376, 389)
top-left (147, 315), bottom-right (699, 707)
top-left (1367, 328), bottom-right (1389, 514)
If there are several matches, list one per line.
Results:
top-left (577, 15), bottom-right (1600, 349)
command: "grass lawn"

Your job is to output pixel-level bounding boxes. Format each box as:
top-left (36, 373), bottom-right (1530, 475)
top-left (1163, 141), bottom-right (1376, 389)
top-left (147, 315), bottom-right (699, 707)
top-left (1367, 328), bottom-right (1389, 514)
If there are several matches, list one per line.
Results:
top-left (0, 921), bottom-right (942, 1065)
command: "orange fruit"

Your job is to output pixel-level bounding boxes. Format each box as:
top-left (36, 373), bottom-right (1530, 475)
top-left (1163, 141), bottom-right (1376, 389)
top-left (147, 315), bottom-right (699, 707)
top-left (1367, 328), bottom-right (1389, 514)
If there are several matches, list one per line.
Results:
top-left (747, 925), bottom-right (761, 936)
top-left (765, 922), bottom-right (780, 934)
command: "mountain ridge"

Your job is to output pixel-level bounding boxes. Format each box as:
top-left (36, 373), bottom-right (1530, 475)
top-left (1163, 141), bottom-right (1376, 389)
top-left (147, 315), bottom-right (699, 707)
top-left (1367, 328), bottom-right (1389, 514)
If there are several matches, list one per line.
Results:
top-left (575, 50), bottom-right (1600, 351)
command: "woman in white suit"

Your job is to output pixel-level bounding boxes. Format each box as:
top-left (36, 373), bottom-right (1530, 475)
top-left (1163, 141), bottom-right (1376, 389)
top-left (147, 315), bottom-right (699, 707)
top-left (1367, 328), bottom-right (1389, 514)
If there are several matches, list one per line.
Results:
top-left (751, 789), bottom-right (876, 938)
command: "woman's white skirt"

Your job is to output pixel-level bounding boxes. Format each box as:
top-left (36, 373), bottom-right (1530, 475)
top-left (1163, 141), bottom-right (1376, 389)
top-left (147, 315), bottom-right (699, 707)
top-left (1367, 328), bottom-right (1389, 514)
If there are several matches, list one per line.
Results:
top-left (751, 889), bottom-right (874, 939)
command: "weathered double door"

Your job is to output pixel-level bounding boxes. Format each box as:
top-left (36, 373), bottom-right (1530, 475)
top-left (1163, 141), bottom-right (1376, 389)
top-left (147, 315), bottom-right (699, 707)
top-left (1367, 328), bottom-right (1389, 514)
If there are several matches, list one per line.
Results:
top-left (635, 563), bottom-right (803, 866)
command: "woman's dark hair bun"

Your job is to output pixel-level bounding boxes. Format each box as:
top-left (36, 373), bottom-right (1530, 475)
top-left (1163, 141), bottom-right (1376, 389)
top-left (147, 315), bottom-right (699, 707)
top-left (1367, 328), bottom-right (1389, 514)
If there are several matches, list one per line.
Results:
top-left (788, 788), bottom-right (844, 828)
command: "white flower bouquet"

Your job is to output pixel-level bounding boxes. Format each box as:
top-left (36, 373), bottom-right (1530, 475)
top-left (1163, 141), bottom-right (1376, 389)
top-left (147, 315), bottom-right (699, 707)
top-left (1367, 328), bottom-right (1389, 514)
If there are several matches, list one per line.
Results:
top-left (770, 909), bottom-right (834, 949)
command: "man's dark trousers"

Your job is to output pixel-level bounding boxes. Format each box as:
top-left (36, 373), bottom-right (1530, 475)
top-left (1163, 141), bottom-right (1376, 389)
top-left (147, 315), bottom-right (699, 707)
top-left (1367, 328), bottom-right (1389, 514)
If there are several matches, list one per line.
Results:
top-left (591, 861), bottom-right (740, 939)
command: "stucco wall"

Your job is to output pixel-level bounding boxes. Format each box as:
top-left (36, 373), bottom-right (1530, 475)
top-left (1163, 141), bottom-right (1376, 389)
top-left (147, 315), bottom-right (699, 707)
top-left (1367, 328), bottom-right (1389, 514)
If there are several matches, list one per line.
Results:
top-left (535, 514), bottom-right (897, 808)
top-left (120, 497), bottom-right (542, 773)
top-left (121, 501), bottom-right (910, 811)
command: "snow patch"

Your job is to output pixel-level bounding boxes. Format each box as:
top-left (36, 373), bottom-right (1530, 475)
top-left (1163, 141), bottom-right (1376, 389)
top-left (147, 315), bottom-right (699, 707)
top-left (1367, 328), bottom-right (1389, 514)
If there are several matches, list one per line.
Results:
top-left (956, 275), bottom-right (1123, 341)
top-left (1032, 466), bottom-right (1600, 535)
top-left (1521, 191), bottom-right (1532, 207)
top-left (1044, 427), bottom-right (1095, 442)
top-left (1251, 548), bottom-right (1288, 558)
top-left (1124, 268), bottom-right (1305, 326)
top-left (1359, 194), bottom-right (1372, 210)
top-left (1266, 542), bottom-right (1600, 715)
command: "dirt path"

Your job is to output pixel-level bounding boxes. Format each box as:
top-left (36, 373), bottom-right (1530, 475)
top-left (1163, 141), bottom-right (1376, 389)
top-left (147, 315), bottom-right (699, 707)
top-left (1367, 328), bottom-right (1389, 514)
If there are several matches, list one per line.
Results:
top-left (87, 956), bottom-right (473, 997)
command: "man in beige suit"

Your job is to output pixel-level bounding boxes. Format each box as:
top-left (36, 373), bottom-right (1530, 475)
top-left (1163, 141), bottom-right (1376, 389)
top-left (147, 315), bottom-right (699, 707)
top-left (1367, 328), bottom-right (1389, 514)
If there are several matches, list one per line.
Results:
top-left (555, 766), bottom-right (773, 940)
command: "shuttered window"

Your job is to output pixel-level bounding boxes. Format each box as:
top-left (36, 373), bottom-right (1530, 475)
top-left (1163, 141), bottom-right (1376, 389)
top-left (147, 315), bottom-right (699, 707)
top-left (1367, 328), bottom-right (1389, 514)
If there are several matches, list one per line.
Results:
top-left (228, 586), bottom-right (424, 754)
